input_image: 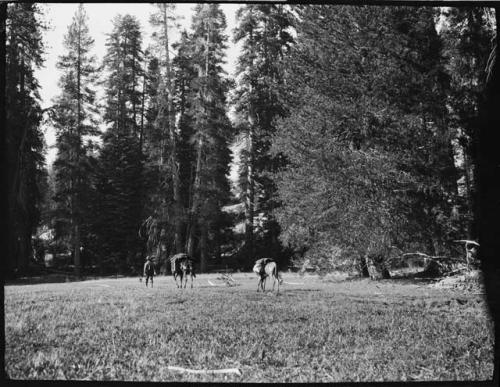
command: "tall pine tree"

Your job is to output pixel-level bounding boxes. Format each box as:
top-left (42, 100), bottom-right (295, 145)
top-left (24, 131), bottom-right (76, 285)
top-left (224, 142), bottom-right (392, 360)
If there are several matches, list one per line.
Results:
top-left (96, 14), bottom-right (145, 273)
top-left (149, 4), bottom-right (184, 255)
top-left (441, 7), bottom-right (495, 239)
top-left (232, 4), bottom-right (294, 264)
top-left (186, 4), bottom-right (233, 271)
top-left (5, 3), bottom-right (46, 277)
top-left (50, 4), bottom-right (99, 277)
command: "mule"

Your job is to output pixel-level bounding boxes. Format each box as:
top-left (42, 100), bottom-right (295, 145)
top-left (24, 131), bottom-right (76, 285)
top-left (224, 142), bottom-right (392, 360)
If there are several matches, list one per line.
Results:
top-left (170, 253), bottom-right (196, 288)
top-left (253, 259), bottom-right (283, 293)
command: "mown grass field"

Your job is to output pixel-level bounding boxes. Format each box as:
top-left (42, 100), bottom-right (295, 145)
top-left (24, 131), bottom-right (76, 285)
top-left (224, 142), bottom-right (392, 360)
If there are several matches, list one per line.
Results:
top-left (4, 273), bottom-right (495, 382)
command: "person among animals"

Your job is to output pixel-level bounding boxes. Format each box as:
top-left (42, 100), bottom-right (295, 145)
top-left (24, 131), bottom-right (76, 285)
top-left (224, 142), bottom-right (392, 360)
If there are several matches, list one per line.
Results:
top-left (143, 256), bottom-right (156, 287)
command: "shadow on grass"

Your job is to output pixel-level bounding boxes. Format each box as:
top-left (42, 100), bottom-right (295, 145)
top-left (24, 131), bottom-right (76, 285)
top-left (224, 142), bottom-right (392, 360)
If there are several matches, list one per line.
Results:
top-left (386, 270), bottom-right (440, 285)
top-left (342, 271), bottom-right (439, 286)
top-left (5, 273), bottom-right (128, 286)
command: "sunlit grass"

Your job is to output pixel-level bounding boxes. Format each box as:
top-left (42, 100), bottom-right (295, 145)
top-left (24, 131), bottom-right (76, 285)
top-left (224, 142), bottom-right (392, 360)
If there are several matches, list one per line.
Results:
top-left (4, 274), bottom-right (494, 382)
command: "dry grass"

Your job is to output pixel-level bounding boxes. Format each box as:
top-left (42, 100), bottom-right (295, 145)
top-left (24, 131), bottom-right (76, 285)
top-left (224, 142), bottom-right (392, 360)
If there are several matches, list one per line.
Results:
top-left (4, 273), bottom-right (495, 382)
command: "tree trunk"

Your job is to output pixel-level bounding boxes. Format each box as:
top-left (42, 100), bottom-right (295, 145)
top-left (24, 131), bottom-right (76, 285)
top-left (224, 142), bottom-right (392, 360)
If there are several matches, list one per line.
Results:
top-left (477, 6), bottom-right (500, 349)
top-left (214, 227), bottom-right (221, 261)
top-left (187, 135), bottom-right (203, 258)
top-left (132, 54), bottom-right (136, 133)
top-left (139, 74), bottom-right (145, 152)
top-left (186, 221), bottom-right (197, 258)
top-left (75, 22), bottom-right (82, 279)
top-left (74, 224), bottom-right (81, 278)
top-left (200, 224), bottom-right (208, 273)
top-left (244, 25), bottom-right (256, 263)
top-left (186, 21), bottom-right (210, 260)
top-left (244, 127), bottom-right (255, 261)
top-left (1, 4), bottom-right (10, 275)
top-left (358, 255), bottom-right (370, 277)
top-left (160, 5), bottom-right (183, 253)
top-left (462, 147), bottom-right (475, 238)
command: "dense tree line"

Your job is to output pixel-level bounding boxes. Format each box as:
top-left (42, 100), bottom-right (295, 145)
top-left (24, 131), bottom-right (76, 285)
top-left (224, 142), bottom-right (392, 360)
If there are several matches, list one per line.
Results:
top-left (4, 3), bottom-right (496, 279)
top-left (4, 3), bottom-right (46, 277)
top-left (271, 6), bottom-right (495, 277)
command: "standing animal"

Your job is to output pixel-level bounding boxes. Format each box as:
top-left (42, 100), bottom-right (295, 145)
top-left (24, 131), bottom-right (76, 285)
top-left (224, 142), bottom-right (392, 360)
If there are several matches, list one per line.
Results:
top-left (170, 253), bottom-right (196, 288)
top-left (143, 256), bottom-right (156, 287)
top-left (253, 258), bottom-right (283, 293)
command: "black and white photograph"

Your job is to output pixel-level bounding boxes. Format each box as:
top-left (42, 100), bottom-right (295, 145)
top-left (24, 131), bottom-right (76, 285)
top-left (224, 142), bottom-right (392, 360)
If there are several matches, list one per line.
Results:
top-left (3, 1), bottom-right (499, 382)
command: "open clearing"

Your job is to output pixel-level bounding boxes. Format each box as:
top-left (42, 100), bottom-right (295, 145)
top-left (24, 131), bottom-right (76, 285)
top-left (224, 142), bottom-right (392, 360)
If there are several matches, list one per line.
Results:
top-left (4, 273), bottom-right (494, 382)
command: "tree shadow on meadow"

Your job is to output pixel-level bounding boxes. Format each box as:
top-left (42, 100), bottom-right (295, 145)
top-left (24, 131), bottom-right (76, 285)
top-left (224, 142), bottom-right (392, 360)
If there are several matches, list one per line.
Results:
top-left (4, 273), bottom-right (125, 286)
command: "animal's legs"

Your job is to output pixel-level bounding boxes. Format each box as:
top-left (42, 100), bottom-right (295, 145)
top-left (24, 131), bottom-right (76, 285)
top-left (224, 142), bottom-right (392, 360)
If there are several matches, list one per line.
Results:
top-left (190, 274), bottom-right (193, 288)
top-left (145, 276), bottom-right (149, 287)
top-left (151, 276), bottom-right (153, 288)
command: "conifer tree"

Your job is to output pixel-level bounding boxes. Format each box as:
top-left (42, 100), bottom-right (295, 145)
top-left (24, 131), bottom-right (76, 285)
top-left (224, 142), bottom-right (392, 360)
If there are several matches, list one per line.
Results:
top-left (441, 7), bottom-right (495, 239)
top-left (357, 6), bottom-right (463, 260)
top-left (186, 4), bottom-right (233, 271)
top-left (173, 30), bottom-right (198, 248)
top-left (5, 3), bottom-right (46, 276)
top-left (271, 5), bottom-right (465, 278)
top-left (149, 4), bottom-right (184, 254)
top-left (96, 14), bottom-right (145, 273)
top-left (232, 4), bottom-right (294, 263)
top-left (51, 4), bottom-right (99, 277)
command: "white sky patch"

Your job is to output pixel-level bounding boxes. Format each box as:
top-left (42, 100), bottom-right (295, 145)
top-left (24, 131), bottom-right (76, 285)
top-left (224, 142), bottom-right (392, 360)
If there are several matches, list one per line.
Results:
top-left (36, 3), bottom-right (242, 166)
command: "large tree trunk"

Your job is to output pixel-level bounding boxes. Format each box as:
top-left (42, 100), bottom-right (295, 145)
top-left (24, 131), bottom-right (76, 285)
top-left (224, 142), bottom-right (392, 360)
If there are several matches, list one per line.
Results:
top-left (139, 74), bottom-right (145, 152)
top-left (12, 53), bottom-right (30, 276)
top-left (244, 127), bottom-right (255, 262)
top-left (244, 26), bottom-right (256, 263)
top-left (186, 221), bottom-right (197, 258)
top-left (200, 224), bottom-right (208, 273)
top-left (462, 148), bottom-right (476, 239)
top-left (74, 224), bottom-right (81, 278)
top-left (187, 135), bottom-right (203, 258)
top-left (186, 22), bottom-right (210, 261)
top-left (161, 5), bottom-right (183, 253)
top-left (478, 8), bottom-right (500, 374)
top-left (1, 4), bottom-right (10, 276)
top-left (75, 26), bottom-right (82, 279)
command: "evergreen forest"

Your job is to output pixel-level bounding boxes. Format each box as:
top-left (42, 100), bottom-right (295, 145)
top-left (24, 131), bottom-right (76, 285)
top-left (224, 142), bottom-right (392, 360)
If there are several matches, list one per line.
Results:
top-left (4, 3), bottom-right (498, 281)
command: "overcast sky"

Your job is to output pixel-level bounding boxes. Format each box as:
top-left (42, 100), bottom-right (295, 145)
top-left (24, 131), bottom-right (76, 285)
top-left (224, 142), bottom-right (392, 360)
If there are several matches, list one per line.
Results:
top-left (36, 3), bottom-right (242, 166)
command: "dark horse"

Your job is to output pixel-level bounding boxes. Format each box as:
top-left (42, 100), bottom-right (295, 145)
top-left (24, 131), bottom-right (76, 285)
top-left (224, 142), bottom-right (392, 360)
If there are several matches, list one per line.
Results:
top-left (170, 253), bottom-right (196, 288)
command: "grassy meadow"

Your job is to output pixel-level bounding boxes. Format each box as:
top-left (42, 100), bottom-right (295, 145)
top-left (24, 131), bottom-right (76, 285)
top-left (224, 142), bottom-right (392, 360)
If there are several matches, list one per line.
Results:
top-left (4, 273), bottom-right (495, 382)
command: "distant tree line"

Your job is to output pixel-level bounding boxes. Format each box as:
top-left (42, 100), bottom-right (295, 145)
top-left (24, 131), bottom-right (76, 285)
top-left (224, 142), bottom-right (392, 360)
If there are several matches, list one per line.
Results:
top-left (3, 3), bottom-right (496, 279)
